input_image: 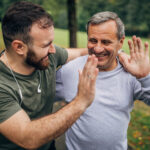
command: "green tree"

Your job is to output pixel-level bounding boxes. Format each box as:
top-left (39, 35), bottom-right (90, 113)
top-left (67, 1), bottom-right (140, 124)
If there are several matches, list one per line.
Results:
top-left (67, 0), bottom-right (77, 47)
top-left (77, 0), bottom-right (108, 31)
top-left (141, 0), bottom-right (150, 37)
top-left (105, 0), bottom-right (129, 23)
top-left (0, 0), bottom-right (44, 21)
top-left (126, 0), bottom-right (149, 37)
top-left (42, 0), bottom-right (67, 29)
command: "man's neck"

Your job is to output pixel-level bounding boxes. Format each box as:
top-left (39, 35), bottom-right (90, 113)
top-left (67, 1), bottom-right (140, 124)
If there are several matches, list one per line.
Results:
top-left (0, 51), bottom-right (35, 75)
top-left (98, 58), bottom-right (118, 72)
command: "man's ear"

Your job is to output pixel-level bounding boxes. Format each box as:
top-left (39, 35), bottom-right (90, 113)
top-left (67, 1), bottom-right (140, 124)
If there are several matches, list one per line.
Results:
top-left (11, 40), bottom-right (27, 55)
top-left (118, 36), bottom-right (125, 49)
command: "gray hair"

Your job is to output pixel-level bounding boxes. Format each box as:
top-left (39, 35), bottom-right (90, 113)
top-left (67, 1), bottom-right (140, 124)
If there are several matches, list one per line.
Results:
top-left (86, 11), bottom-right (125, 40)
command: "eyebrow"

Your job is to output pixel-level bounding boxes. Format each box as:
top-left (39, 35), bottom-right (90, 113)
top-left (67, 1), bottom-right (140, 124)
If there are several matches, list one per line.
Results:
top-left (101, 39), bottom-right (112, 42)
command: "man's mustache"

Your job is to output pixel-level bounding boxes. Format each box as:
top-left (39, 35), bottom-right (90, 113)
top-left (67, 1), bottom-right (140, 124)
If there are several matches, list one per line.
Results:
top-left (88, 48), bottom-right (110, 56)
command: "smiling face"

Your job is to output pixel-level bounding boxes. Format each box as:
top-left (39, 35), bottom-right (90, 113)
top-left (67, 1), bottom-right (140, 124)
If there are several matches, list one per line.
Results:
top-left (25, 24), bottom-right (55, 70)
top-left (87, 20), bottom-right (124, 71)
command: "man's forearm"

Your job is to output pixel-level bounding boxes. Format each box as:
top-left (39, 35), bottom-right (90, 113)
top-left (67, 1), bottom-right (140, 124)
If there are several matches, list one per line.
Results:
top-left (22, 96), bottom-right (87, 149)
top-left (66, 48), bottom-right (88, 62)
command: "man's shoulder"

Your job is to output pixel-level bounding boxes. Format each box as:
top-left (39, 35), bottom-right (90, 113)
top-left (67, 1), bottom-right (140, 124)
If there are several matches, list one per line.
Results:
top-left (48, 45), bottom-right (68, 67)
top-left (58, 55), bottom-right (87, 76)
top-left (0, 63), bottom-right (10, 85)
top-left (63, 55), bottom-right (88, 68)
top-left (56, 55), bottom-right (88, 81)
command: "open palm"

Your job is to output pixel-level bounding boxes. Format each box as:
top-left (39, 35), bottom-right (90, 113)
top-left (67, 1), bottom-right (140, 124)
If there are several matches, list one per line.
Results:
top-left (119, 36), bottom-right (150, 78)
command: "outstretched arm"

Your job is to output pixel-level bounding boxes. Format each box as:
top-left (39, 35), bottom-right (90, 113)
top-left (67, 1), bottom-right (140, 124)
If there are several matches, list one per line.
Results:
top-left (0, 55), bottom-right (98, 150)
top-left (119, 36), bottom-right (150, 78)
top-left (66, 48), bottom-right (88, 63)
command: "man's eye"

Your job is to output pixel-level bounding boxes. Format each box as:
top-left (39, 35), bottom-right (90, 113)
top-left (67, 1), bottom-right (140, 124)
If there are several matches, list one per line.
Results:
top-left (43, 44), bottom-right (50, 48)
top-left (42, 41), bottom-right (52, 48)
top-left (89, 39), bottom-right (97, 43)
top-left (102, 40), bottom-right (111, 45)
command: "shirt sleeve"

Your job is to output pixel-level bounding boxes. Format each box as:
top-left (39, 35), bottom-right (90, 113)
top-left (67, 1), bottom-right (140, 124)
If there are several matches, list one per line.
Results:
top-left (55, 60), bottom-right (79, 103)
top-left (55, 67), bottom-right (65, 101)
top-left (0, 87), bottom-right (21, 123)
top-left (133, 74), bottom-right (150, 105)
top-left (54, 45), bottom-right (68, 67)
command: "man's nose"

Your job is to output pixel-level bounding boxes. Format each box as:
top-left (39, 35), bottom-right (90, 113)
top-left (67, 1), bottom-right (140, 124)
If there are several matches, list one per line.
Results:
top-left (48, 44), bottom-right (56, 54)
top-left (94, 45), bottom-right (104, 53)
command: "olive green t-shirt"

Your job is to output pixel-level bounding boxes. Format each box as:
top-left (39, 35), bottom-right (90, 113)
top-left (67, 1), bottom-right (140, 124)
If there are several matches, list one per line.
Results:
top-left (0, 45), bottom-right (68, 150)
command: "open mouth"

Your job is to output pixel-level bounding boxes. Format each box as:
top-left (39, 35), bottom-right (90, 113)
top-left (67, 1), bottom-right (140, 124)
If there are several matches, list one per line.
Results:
top-left (96, 53), bottom-right (108, 57)
top-left (89, 48), bottom-right (110, 59)
top-left (43, 56), bottom-right (48, 60)
top-left (41, 54), bottom-right (49, 61)
top-left (95, 52), bottom-right (110, 59)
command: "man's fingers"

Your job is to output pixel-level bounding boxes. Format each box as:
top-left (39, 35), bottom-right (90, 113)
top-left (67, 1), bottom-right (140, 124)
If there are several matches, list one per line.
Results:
top-left (132, 36), bottom-right (139, 53)
top-left (145, 42), bottom-right (149, 56)
top-left (77, 55), bottom-right (98, 105)
top-left (87, 55), bottom-right (98, 81)
top-left (129, 36), bottom-right (144, 59)
top-left (137, 37), bottom-right (143, 52)
top-left (128, 40), bottom-right (134, 59)
top-left (83, 55), bottom-right (97, 74)
top-left (82, 55), bottom-right (91, 76)
top-left (81, 55), bottom-right (98, 85)
top-left (90, 55), bottom-right (98, 73)
top-left (90, 68), bottom-right (99, 86)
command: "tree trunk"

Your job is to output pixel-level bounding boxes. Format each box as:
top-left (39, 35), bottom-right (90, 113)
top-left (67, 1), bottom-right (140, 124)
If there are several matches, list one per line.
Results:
top-left (67, 0), bottom-right (77, 48)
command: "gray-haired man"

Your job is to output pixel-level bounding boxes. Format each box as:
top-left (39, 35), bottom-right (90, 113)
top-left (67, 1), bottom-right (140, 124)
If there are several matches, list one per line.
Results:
top-left (56, 11), bottom-right (150, 150)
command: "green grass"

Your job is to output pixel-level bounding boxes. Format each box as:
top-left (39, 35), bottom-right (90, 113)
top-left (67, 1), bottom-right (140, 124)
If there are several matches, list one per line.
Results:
top-left (1, 27), bottom-right (150, 52)
top-left (0, 24), bottom-right (5, 51)
top-left (0, 27), bottom-right (150, 149)
top-left (128, 101), bottom-right (150, 150)
top-left (54, 28), bottom-right (88, 48)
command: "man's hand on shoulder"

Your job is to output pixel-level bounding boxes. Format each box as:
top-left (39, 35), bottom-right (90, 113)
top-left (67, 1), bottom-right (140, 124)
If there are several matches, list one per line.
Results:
top-left (118, 36), bottom-right (150, 79)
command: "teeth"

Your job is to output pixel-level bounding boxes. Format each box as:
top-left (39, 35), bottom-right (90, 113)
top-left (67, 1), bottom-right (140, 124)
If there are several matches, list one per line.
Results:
top-left (97, 55), bottom-right (106, 57)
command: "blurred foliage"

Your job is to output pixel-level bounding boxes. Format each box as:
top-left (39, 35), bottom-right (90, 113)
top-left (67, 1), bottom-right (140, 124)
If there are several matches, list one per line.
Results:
top-left (0, 0), bottom-right (43, 21)
top-left (76, 0), bottom-right (150, 37)
top-left (128, 101), bottom-right (150, 150)
top-left (0, 0), bottom-right (149, 37)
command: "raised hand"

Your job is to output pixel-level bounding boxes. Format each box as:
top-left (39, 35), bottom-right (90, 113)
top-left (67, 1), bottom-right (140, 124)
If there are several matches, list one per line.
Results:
top-left (119, 36), bottom-right (149, 78)
top-left (77, 55), bottom-right (99, 107)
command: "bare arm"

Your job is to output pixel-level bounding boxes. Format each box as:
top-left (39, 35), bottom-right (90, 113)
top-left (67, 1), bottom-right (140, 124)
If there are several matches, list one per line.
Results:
top-left (0, 55), bottom-right (98, 150)
top-left (119, 36), bottom-right (150, 78)
top-left (66, 48), bottom-right (88, 62)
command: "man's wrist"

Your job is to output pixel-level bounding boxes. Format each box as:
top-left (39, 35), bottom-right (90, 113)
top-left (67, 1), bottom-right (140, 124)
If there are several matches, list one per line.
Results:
top-left (73, 95), bottom-right (89, 111)
top-left (136, 72), bottom-right (150, 79)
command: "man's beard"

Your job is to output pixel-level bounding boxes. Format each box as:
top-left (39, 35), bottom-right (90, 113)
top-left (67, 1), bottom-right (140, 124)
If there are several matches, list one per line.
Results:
top-left (25, 48), bottom-right (50, 70)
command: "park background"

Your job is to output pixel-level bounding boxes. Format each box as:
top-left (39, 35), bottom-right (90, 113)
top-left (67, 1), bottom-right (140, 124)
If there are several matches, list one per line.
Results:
top-left (0, 0), bottom-right (150, 150)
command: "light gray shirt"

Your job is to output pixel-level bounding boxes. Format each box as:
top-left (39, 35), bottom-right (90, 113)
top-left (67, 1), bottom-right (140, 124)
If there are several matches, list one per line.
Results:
top-left (55, 55), bottom-right (150, 150)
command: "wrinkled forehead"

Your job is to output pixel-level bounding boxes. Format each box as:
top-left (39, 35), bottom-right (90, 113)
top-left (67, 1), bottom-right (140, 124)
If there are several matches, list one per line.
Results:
top-left (88, 21), bottom-right (118, 39)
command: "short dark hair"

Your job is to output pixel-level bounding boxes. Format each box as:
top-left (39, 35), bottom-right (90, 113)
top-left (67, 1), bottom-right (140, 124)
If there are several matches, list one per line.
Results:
top-left (86, 11), bottom-right (125, 40)
top-left (2, 1), bottom-right (53, 49)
